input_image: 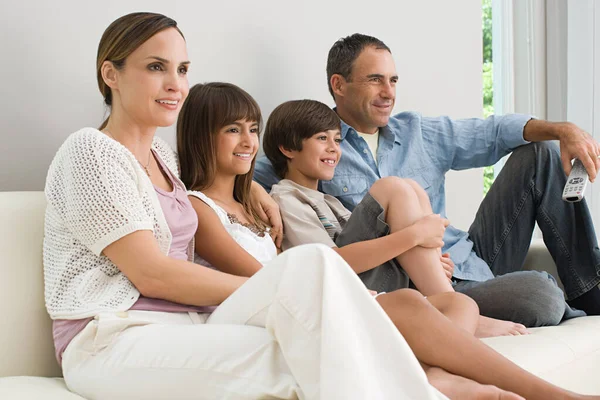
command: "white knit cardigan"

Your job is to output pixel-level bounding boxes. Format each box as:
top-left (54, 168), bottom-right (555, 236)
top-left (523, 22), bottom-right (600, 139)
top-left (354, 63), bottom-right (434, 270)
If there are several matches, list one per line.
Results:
top-left (43, 128), bottom-right (193, 319)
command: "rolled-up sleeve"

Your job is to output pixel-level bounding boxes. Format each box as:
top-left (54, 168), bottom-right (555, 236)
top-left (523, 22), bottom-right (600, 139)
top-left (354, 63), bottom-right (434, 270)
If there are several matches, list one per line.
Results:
top-left (421, 114), bottom-right (532, 171)
top-left (272, 192), bottom-right (337, 250)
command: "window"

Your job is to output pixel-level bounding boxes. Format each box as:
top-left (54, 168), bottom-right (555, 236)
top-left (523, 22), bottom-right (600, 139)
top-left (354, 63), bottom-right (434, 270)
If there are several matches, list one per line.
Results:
top-left (482, 0), bottom-right (494, 196)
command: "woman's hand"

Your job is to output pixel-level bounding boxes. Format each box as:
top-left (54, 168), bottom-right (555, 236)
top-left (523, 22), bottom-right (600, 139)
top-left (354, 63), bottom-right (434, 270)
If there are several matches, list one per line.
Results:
top-left (250, 181), bottom-right (283, 248)
top-left (413, 214), bottom-right (450, 248)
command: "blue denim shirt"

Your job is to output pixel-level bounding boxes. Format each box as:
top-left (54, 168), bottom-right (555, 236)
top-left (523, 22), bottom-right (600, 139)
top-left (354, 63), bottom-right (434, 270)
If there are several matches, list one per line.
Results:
top-left (254, 111), bottom-right (532, 281)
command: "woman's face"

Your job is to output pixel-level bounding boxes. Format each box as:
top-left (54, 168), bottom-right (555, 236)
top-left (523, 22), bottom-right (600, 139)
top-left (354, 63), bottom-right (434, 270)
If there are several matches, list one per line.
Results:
top-left (215, 119), bottom-right (260, 177)
top-left (110, 28), bottom-right (190, 128)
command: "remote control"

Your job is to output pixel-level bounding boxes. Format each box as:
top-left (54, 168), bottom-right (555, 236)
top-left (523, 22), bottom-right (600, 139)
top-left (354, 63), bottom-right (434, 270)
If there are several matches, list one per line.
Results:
top-left (562, 159), bottom-right (589, 202)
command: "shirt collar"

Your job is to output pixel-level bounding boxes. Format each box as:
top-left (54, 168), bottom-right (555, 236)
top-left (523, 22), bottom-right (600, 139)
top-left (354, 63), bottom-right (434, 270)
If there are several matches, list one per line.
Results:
top-left (334, 108), bottom-right (353, 140)
top-left (335, 107), bottom-right (395, 142)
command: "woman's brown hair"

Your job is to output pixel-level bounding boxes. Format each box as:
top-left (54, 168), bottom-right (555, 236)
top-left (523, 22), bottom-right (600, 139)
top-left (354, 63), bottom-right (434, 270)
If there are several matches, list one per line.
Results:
top-left (177, 82), bottom-right (267, 230)
top-left (96, 12), bottom-right (184, 130)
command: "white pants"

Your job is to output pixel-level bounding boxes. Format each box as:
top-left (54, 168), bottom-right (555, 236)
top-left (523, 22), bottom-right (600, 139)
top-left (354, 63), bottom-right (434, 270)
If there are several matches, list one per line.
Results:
top-left (62, 244), bottom-right (445, 400)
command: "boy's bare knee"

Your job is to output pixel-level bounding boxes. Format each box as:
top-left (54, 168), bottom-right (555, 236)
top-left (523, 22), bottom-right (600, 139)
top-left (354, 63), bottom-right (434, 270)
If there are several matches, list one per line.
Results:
top-left (404, 178), bottom-right (429, 199)
top-left (371, 176), bottom-right (401, 192)
top-left (369, 177), bottom-right (413, 203)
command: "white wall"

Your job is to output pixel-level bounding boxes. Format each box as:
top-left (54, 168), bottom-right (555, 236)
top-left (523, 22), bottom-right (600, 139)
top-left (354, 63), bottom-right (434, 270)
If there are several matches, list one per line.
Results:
top-left (565, 0), bottom-right (600, 227)
top-left (0, 0), bottom-right (483, 230)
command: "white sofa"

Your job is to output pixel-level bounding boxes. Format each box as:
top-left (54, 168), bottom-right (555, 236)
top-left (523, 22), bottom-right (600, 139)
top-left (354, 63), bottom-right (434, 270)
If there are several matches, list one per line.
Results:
top-left (0, 191), bottom-right (599, 399)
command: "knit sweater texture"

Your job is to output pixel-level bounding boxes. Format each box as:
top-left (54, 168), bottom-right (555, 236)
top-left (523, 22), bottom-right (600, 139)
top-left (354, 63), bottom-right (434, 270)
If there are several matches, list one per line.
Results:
top-left (43, 128), bottom-right (190, 319)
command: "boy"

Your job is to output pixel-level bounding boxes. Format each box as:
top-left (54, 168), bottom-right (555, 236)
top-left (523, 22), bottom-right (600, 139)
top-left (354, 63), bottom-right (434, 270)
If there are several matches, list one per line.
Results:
top-left (264, 99), bottom-right (455, 296)
top-left (263, 99), bottom-right (530, 337)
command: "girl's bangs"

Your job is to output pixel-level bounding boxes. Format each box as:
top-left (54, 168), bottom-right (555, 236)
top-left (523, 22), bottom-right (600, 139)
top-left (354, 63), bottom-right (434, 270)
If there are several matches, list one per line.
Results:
top-left (218, 89), bottom-right (262, 130)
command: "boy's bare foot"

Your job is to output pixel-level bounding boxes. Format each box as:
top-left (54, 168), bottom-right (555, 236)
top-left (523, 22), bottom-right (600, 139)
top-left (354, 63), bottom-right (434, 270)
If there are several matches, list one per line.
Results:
top-left (425, 366), bottom-right (524, 400)
top-left (475, 316), bottom-right (530, 338)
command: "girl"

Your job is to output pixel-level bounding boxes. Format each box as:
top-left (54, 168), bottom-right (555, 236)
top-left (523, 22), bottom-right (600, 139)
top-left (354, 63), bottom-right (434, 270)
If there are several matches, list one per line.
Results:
top-left (178, 82), bottom-right (599, 400)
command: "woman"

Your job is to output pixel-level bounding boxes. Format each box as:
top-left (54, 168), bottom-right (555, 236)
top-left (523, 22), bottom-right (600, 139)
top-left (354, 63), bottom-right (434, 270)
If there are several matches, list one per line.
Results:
top-left (177, 82), bottom-right (600, 400)
top-left (44, 12), bottom-right (447, 400)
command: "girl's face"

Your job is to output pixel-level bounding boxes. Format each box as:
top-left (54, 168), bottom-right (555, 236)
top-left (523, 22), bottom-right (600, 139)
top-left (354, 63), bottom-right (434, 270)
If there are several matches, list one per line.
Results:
top-left (108, 28), bottom-right (190, 128)
top-left (215, 119), bottom-right (260, 176)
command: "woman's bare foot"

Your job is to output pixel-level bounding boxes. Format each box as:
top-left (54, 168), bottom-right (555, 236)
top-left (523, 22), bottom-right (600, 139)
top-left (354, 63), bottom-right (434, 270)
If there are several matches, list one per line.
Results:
top-left (475, 316), bottom-right (530, 338)
top-left (425, 365), bottom-right (524, 400)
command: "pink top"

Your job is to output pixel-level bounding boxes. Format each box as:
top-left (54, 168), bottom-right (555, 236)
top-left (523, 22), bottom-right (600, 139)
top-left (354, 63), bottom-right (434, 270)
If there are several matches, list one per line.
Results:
top-left (52, 151), bottom-right (215, 364)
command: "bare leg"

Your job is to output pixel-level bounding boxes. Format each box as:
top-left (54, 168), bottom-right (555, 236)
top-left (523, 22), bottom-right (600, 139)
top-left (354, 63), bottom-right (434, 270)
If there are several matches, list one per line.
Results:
top-left (422, 294), bottom-right (525, 398)
top-left (405, 179), bottom-right (531, 337)
top-left (377, 289), bottom-right (598, 400)
top-left (424, 364), bottom-right (524, 400)
top-left (375, 177), bottom-right (531, 338)
top-left (426, 292), bottom-right (478, 335)
top-left (369, 177), bottom-right (452, 295)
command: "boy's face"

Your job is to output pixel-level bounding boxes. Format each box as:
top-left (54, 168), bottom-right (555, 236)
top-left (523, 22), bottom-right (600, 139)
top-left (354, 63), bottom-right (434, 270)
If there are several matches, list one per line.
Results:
top-left (286, 129), bottom-right (342, 182)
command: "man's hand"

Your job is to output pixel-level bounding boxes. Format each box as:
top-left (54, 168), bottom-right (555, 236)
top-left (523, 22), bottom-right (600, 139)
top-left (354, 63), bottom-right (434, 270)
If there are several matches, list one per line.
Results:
top-left (557, 122), bottom-right (600, 182)
top-left (523, 119), bottom-right (600, 182)
top-left (440, 253), bottom-right (454, 281)
top-left (249, 181), bottom-right (283, 248)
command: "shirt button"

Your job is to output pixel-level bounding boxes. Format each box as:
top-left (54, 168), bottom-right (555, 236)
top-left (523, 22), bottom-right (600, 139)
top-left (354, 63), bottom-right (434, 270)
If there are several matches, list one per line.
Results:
top-left (363, 149), bottom-right (369, 154)
top-left (343, 187), bottom-right (348, 192)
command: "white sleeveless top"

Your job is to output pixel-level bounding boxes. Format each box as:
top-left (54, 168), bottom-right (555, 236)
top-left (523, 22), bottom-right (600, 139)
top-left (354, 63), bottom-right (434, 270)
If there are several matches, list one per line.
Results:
top-left (188, 191), bottom-right (277, 267)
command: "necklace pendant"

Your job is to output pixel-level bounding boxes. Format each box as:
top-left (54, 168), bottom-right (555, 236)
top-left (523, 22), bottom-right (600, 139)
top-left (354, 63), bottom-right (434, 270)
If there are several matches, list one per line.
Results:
top-left (137, 160), bottom-right (151, 177)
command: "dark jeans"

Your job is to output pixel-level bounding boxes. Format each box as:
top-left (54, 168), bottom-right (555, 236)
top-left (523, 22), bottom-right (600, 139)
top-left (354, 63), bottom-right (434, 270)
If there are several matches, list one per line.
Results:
top-left (455, 141), bottom-right (600, 326)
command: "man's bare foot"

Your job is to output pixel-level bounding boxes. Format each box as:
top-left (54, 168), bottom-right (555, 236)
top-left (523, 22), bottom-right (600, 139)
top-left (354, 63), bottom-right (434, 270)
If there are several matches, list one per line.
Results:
top-left (475, 316), bottom-right (530, 338)
top-left (425, 366), bottom-right (524, 400)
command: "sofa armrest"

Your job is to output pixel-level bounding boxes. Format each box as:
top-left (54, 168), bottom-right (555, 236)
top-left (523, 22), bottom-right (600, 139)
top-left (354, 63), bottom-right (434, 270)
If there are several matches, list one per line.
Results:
top-left (0, 192), bottom-right (62, 378)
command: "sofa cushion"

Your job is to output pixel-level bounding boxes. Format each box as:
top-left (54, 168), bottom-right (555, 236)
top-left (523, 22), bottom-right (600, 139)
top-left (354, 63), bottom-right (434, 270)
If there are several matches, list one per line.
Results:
top-left (482, 316), bottom-right (600, 394)
top-left (0, 377), bottom-right (85, 399)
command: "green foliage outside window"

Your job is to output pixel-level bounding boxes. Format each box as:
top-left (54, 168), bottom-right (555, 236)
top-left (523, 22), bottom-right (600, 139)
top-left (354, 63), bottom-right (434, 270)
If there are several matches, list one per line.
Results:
top-left (482, 0), bottom-right (494, 196)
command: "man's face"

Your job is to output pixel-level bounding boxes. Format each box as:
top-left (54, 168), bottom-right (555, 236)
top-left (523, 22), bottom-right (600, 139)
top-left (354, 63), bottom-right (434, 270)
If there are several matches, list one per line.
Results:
top-left (335, 47), bottom-right (398, 133)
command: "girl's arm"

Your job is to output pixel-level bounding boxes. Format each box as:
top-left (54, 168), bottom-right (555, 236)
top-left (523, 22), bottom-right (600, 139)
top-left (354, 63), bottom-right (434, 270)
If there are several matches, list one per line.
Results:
top-left (190, 196), bottom-right (264, 277)
top-left (103, 230), bottom-right (247, 306)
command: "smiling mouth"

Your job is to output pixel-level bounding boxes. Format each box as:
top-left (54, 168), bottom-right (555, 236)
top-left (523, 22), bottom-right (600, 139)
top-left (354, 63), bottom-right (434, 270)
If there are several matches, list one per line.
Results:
top-left (321, 159), bottom-right (336, 166)
top-left (156, 100), bottom-right (179, 105)
top-left (234, 153), bottom-right (253, 160)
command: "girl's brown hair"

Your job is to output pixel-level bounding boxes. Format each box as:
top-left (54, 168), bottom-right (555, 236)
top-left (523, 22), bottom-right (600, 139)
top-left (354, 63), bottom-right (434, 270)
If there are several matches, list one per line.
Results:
top-left (177, 82), bottom-right (267, 230)
top-left (96, 12), bottom-right (184, 130)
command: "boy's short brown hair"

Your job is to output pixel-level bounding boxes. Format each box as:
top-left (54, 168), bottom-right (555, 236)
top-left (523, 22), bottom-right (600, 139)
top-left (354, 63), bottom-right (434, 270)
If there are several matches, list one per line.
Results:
top-left (263, 100), bottom-right (341, 178)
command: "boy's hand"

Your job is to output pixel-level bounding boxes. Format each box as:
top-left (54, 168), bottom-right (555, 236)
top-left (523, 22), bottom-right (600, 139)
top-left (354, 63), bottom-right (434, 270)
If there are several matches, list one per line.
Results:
top-left (413, 214), bottom-right (450, 248)
top-left (440, 253), bottom-right (454, 281)
top-left (250, 182), bottom-right (284, 248)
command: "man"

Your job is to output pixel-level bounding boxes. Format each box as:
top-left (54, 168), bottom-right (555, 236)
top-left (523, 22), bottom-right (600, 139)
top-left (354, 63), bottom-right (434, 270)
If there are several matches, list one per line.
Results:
top-left (254, 34), bottom-right (600, 331)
